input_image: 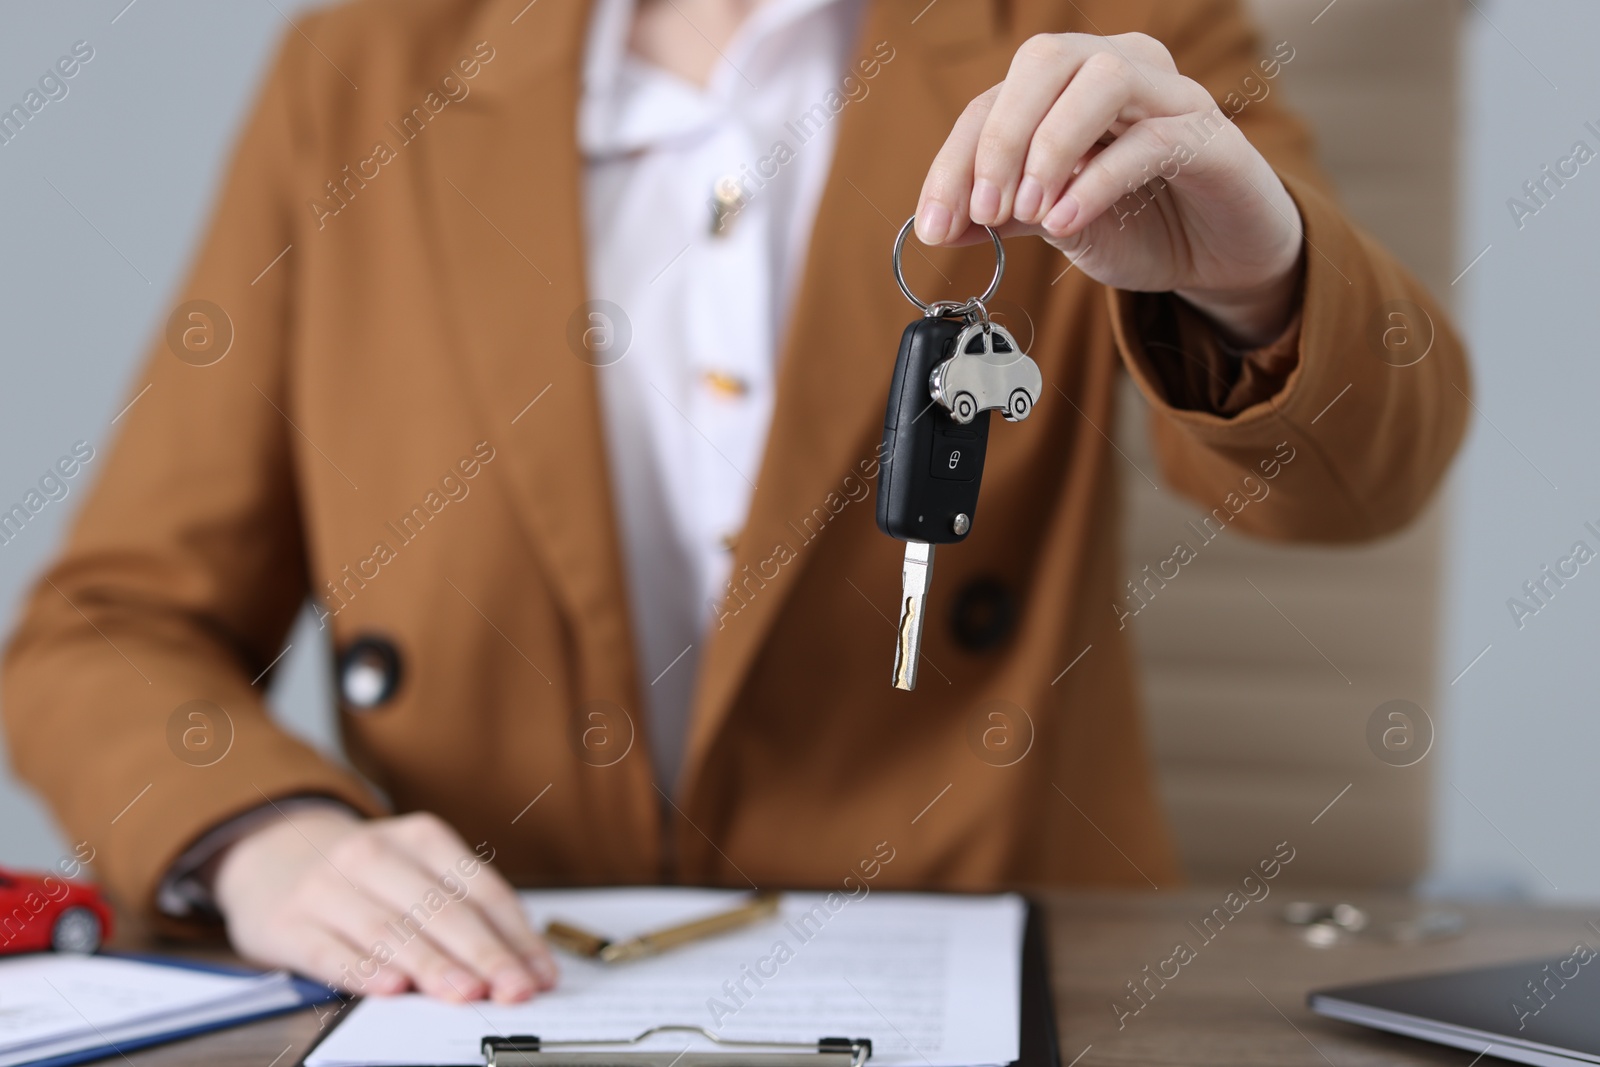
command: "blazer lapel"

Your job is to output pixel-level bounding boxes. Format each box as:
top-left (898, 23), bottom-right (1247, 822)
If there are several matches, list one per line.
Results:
top-left (680, 0), bottom-right (1005, 790)
top-left (421, 0), bottom-right (642, 708)
top-left (421, 0), bottom-right (1005, 810)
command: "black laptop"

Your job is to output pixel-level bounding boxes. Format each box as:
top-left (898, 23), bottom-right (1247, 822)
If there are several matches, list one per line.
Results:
top-left (1310, 953), bottom-right (1600, 1066)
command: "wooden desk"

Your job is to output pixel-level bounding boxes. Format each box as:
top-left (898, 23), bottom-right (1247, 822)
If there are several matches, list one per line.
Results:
top-left (106, 890), bottom-right (1598, 1067)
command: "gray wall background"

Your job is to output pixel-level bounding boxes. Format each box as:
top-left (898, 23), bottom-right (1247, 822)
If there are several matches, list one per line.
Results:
top-left (1428, 0), bottom-right (1600, 902)
top-left (0, 0), bottom-right (1596, 900)
top-left (0, 0), bottom-right (341, 868)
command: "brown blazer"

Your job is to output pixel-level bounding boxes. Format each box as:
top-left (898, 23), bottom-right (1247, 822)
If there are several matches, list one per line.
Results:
top-left (3, 0), bottom-right (1469, 924)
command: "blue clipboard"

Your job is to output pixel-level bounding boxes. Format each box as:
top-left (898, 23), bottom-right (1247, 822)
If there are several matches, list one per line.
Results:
top-left (18, 952), bottom-right (342, 1067)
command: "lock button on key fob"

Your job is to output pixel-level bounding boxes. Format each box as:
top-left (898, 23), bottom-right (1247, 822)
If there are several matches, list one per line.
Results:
top-left (930, 428), bottom-right (981, 482)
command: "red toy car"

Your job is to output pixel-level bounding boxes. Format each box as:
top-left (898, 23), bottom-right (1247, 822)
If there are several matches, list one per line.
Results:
top-left (0, 866), bottom-right (114, 954)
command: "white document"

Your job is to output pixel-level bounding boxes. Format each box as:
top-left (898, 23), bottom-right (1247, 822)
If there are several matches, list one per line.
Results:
top-left (305, 889), bottom-right (1026, 1067)
top-left (0, 954), bottom-right (302, 1067)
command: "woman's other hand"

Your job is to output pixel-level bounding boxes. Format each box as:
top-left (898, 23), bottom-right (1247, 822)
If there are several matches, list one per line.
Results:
top-left (214, 808), bottom-right (557, 1002)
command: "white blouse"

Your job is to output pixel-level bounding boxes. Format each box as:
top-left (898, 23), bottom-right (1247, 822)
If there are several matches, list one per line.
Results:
top-left (578, 0), bottom-right (866, 791)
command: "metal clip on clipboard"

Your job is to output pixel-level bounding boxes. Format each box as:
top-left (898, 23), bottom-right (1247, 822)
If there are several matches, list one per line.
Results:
top-left (482, 1027), bottom-right (872, 1067)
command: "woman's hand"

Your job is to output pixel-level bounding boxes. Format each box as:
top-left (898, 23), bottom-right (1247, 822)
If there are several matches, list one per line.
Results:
top-left (916, 33), bottom-right (1305, 347)
top-left (214, 808), bottom-right (557, 1002)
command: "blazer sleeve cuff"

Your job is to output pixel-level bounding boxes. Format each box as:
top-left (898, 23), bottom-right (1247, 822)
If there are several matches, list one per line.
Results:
top-left (1110, 285), bottom-right (1305, 418)
top-left (1105, 172), bottom-right (1350, 443)
top-left (140, 762), bottom-right (388, 940)
top-left (155, 795), bottom-right (365, 926)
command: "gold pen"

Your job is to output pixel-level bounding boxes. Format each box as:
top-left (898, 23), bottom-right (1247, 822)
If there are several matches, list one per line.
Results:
top-left (545, 891), bottom-right (782, 963)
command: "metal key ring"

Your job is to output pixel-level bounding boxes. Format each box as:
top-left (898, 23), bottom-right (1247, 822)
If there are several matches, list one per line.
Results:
top-left (892, 216), bottom-right (1005, 315)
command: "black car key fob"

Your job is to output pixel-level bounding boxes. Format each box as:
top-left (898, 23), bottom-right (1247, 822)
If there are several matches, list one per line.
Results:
top-left (876, 314), bottom-right (991, 544)
top-left (877, 217), bottom-right (1039, 690)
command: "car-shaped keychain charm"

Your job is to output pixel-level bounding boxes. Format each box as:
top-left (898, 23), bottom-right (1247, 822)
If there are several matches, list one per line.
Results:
top-left (928, 319), bottom-right (1042, 424)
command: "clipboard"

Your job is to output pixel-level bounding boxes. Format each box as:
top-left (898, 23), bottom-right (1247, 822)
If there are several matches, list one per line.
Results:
top-left (296, 898), bottom-right (1059, 1067)
top-left (481, 1029), bottom-right (872, 1067)
top-left (1014, 901), bottom-right (1061, 1067)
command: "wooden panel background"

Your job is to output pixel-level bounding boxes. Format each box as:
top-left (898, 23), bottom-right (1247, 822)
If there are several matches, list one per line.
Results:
top-left (1123, 0), bottom-right (1465, 888)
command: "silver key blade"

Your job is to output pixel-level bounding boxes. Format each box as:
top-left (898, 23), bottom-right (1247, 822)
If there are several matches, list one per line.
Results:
top-left (893, 541), bottom-right (936, 690)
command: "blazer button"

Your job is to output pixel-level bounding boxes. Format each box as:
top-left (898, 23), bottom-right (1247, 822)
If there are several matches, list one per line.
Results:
top-left (951, 577), bottom-right (1017, 652)
top-left (338, 635), bottom-right (404, 710)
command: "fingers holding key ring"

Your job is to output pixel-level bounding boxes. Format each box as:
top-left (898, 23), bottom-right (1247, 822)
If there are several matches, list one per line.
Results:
top-left (893, 216), bottom-right (1004, 317)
